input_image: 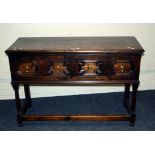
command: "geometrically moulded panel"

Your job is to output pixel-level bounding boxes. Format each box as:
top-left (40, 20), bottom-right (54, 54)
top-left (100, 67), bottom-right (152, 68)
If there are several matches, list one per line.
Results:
top-left (16, 60), bottom-right (37, 76)
top-left (47, 60), bottom-right (104, 76)
top-left (113, 60), bottom-right (133, 75)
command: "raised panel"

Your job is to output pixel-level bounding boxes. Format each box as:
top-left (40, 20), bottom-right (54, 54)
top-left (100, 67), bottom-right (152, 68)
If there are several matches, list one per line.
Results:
top-left (16, 60), bottom-right (37, 76)
top-left (82, 62), bottom-right (98, 75)
top-left (114, 62), bottom-right (131, 74)
top-left (112, 59), bottom-right (134, 78)
top-left (47, 62), bottom-right (67, 76)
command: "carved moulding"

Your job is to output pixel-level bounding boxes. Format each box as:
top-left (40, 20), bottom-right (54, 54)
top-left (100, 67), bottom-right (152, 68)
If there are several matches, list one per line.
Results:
top-left (16, 60), bottom-right (37, 76)
top-left (47, 60), bottom-right (104, 76)
top-left (47, 62), bottom-right (68, 76)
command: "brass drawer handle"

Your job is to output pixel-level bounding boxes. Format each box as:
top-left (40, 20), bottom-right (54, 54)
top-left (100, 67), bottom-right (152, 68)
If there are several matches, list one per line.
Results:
top-left (25, 65), bottom-right (29, 72)
top-left (113, 61), bottom-right (131, 75)
top-left (120, 65), bottom-right (124, 72)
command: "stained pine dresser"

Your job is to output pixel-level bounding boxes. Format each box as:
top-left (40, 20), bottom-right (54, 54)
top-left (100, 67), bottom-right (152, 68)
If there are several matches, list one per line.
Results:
top-left (5, 37), bottom-right (144, 126)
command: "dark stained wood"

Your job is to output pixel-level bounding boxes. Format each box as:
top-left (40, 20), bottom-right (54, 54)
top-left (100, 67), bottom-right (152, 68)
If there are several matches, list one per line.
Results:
top-left (124, 84), bottom-right (130, 109)
top-left (11, 80), bottom-right (140, 85)
top-left (12, 84), bottom-right (23, 126)
top-left (24, 84), bottom-right (32, 108)
top-left (22, 115), bottom-right (130, 121)
top-left (130, 83), bottom-right (139, 126)
top-left (6, 37), bottom-right (144, 53)
top-left (6, 37), bottom-right (144, 127)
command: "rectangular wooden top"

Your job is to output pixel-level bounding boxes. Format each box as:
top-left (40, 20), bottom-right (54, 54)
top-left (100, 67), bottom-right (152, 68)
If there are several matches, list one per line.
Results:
top-left (5, 36), bottom-right (144, 54)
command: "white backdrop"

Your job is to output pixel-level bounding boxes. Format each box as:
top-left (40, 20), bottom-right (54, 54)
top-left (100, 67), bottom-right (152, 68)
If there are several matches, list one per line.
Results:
top-left (0, 23), bottom-right (155, 99)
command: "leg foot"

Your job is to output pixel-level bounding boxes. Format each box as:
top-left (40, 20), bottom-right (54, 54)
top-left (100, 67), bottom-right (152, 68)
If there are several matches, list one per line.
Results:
top-left (130, 122), bottom-right (135, 127)
top-left (130, 114), bottom-right (136, 127)
top-left (18, 122), bottom-right (23, 127)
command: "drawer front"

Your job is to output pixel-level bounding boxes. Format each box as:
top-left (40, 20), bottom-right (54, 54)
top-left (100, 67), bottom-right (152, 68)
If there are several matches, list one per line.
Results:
top-left (111, 58), bottom-right (134, 77)
top-left (17, 61), bottom-right (37, 76)
top-left (12, 54), bottom-right (140, 82)
top-left (47, 60), bottom-right (105, 77)
top-left (113, 62), bottom-right (131, 74)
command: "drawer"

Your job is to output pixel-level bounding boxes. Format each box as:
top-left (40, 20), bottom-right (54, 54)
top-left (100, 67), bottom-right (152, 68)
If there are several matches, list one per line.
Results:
top-left (41, 55), bottom-right (107, 77)
top-left (16, 58), bottom-right (38, 76)
top-left (14, 54), bottom-right (137, 81)
top-left (46, 60), bottom-right (103, 76)
top-left (113, 60), bottom-right (133, 75)
top-left (14, 55), bottom-right (105, 80)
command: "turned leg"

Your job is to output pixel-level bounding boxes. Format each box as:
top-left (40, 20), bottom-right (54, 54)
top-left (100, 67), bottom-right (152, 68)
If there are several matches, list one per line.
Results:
top-left (130, 83), bottom-right (139, 126)
top-left (24, 84), bottom-right (32, 108)
top-left (12, 84), bottom-right (23, 127)
top-left (124, 84), bottom-right (130, 109)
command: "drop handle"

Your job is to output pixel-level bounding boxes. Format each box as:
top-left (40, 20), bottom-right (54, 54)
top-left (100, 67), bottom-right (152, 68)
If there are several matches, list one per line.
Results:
top-left (26, 65), bottom-right (29, 72)
top-left (120, 65), bottom-right (124, 72)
